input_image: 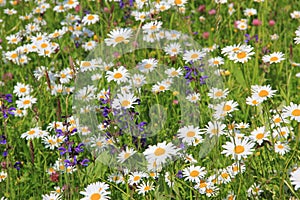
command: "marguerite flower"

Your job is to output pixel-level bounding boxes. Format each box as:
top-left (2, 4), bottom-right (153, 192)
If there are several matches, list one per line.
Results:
top-left (272, 126), bottom-right (291, 139)
top-left (42, 192), bottom-right (61, 200)
top-left (249, 126), bottom-right (270, 145)
top-left (183, 165), bottom-right (207, 183)
top-left (117, 147), bottom-right (137, 163)
top-left (290, 167), bottom-right (300, 190)
top-left (16, 95), bottom-right (37, 109)
top-left (112, 92), bottom-right (138, 110)
top-left (202, 121), bottom-right (226, 138)
top-left (164, 42), bottom-right (182, 56)
top-left (209, 57), bottom-right (224, 67)
top-left (208, 88), bottom-right (229, 99)
top-left (252, 85), bottom-right (277, 101)
top-left (262, 52), bottom-right (285, 64)
top-left (106, 66), bottom-right (129, 84)
top-left (282, 102), bottom-right (300, 122)
top-left (246, 95), bottom-right (263, 106)
top-left (229, 45), bottom-right (255, 63)
top-left (136, 181), bottom-right (155, 196)
top-left (143, 141), bottom-right (178, 166)
top-left (274, 141), bottom-right (290, 155)
top-left (21, 127), bottom-right (48, 140)
top-left (247, 183), bottom-right (263, 197)
top-left (142, 20), bottom-right (163, 33)
top-left (165, 67), bottom-right (183, 78)
top-left (128, 171), bottom-right (148, 186)
top-left (138, 58), bottom-right (158, 73)
top-left (222, 137), bottom-right (255, 160)
top-left (177, 125), bottom-right (202, 145)
top-left (243, 8), bottom-right (257, 17)
top-left (13, 82), bottom-right (31, 97)
top-left (183, 49), bottom-right (206, 63)
top-left (80, 181), bottom-right (110, 200)
top-left (0, 171), bottom-right (7, 182)
top-left (186, 92), bottom-right (201, 103)
top-left (170, 0), bottom-right (188, 7)
top-left (82, 14), bottom-right (99, 25)
top-left (104, 28), bottom-right (132, 47)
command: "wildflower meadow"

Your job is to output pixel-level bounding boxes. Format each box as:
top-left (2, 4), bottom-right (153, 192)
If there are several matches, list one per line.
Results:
top-left (0, 0), bottom-right (300, 199)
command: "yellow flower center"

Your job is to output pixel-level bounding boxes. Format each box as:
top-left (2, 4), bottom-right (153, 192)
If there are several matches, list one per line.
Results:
top-left (280, 131), bottom-right (286, 136)
top-left (96, 141), bottom-right (102, 147)
top-left (159, 85), bottom-right (165, 91)
top-left (20, 88), bottom-right (26, 93)
top-left (190, 170), bottom-right (200, 177)
top-left (154, 147), bottom-right (165, 156)
top-left (237, 52), bottom-right (246, 59)
top-left (206, 188), bottom-right (213, 194)
top-left (82, 61), bottom-right (91, 67)
top-left (213, 60), bottom-right (219, 65)
top-left (270, 56), bottom-right (279, 62)
top-left (228, 195), bottom-right (234, 200)
top-left (232, 166), bottom-right (238, 172)
top-left (234, 145), bottom-right (245, 154)
top-left (190, 53), bottom-right (199, 59)
top-left (11, 53), bottom-right (18, 59)
top-left (186, 131), bottom-right (195, 137)
top-left (200, 182), bottom-right (207, 188)
top-left (221, 172), bottom-right (229, 179)
top-left (274, 117), bottom-right (281, 123)
top-left (256, 133), bottom-right (264, 139)
top-left (232, 47), bottom-right (240, 52)
top-left (171, 71), bottom-right (178, 76)
top-left (277, 144), bottom-right (284, 149)
top-left (258, 90), bottom-right (269, 97)
top-left (121, 100), bottom-right (130, 107)
top-left (150, 25), bottom-right (157, 30)
top-left (211, 129), bottom-right (218, 134)
top-left (40, 43), bottom-right (48, 49)
top-left (28, 130), bottom-right (35, 135)
top-left (90, 193), bottom-right (101, 200)
top-left (48, 139), bottom-right (56, 145)
top-left (174, 0), bottom-right (182, 5)
top-left (144, 63), bottom-right (152, 69)
top-left (144, 186), bottom-right (151, 191)
top-left (124, 152), bottom-right (131, 159)
top-left (215, 91), bottom-right (223, 97)
top-left (292, 109), bottom-right (300, 116)
top-left (23, 100), bottom-right (31, 105)
top-left (87, 15), bottom-right (94, 21)
top-left (133, 176), bottom-right (140, 181)
top-left (113, 72), bottom-right (123, 79)
top-left (252, 100), bottom-right (258, 105)
top-left (223, 105), bottom-right (232, 111)
top-left (115, 36), bottom-right (125, 43)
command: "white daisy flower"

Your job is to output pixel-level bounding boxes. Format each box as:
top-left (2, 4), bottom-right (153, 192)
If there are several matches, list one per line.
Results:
top-left (222, 137), bottom-right (255, 160)
top-left (104, 28), bottom-right (132, 47)
top-left (262, 52), bottom-right (285, 64)
top-left (106, 66), bottom-right (129, 84)
top-left (183, 165), bottom-right (207, 183)
top-left (82, 14), bottom-right (99, 25)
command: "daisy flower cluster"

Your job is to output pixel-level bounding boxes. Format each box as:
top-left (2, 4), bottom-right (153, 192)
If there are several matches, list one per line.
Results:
top-left (0, 0), bottom-right (299, 199)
